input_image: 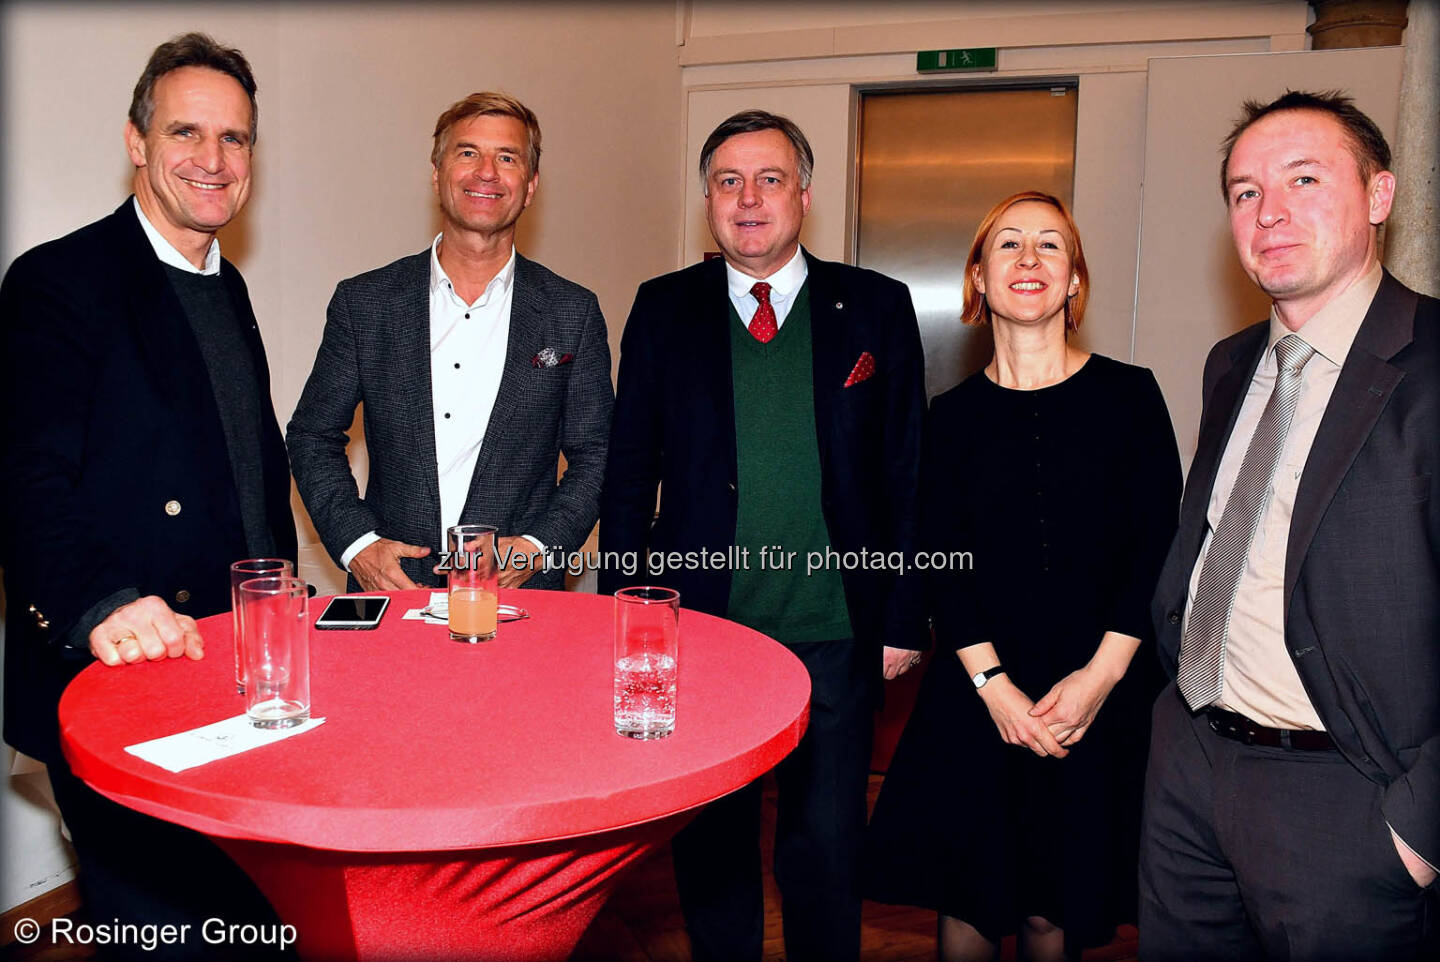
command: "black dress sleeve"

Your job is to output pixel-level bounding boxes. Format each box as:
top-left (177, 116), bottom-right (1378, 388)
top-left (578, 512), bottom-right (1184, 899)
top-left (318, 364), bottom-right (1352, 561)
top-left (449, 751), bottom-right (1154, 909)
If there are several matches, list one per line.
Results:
top-left (1105, 368), bottom-right (1183, 642)
top-left (921, 388), bottom-right (987, 652)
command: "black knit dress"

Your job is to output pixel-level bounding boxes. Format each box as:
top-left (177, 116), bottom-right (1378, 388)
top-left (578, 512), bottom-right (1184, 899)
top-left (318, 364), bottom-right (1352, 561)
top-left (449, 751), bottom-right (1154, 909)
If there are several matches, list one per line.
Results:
top-left (865, 354), bottom-right (1182, 952)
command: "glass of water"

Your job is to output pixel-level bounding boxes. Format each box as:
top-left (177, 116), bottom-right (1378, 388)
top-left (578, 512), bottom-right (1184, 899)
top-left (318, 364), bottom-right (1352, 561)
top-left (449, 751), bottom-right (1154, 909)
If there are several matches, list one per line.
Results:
top-left (238, 575), bottom-right (310, 729)
top-left (230, 558), bottom-right (293, 694)
top-left (613, 586), bottom-right (679, 739)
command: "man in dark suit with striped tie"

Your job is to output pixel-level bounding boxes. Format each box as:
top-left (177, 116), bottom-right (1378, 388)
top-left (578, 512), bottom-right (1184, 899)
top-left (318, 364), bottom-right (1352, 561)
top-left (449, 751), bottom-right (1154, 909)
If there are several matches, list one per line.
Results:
top-left (1140, 90), bottom-right (1437, 961)
top-left (288, 92), bottom-right (612, 592)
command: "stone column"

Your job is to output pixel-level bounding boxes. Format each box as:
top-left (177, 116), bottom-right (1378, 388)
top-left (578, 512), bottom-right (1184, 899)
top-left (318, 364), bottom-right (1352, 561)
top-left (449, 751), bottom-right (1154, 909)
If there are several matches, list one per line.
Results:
top-left (1308, 0), bottom-right (1410, 47)
top-left (1385, 0), bottom-right (1439, 296)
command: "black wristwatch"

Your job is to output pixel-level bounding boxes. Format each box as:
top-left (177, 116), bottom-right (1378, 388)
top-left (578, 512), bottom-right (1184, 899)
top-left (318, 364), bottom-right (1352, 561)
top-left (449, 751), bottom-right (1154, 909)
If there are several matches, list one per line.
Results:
top-left (971, 665), bottom-right (1005, 689)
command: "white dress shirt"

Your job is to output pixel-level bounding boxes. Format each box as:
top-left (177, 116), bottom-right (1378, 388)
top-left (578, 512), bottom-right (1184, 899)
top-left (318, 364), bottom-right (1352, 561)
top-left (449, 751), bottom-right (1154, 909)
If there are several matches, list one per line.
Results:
top-left (133, 197), bottom-right (220, 275)
top-left (341, 237), bottom-right (539, 568)
top-left (725, 245), bottom-right (809, 332)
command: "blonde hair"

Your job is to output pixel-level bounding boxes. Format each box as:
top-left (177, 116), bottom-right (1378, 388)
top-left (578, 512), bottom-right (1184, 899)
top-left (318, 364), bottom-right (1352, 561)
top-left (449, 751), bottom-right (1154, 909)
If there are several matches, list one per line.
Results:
top-left (431, 91), bottom-right (541, 172)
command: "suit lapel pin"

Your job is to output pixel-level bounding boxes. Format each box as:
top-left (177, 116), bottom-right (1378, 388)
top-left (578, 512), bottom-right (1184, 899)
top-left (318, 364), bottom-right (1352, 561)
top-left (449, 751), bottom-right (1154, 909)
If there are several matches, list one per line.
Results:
top-left (835, 301), bottom-right (844, 309)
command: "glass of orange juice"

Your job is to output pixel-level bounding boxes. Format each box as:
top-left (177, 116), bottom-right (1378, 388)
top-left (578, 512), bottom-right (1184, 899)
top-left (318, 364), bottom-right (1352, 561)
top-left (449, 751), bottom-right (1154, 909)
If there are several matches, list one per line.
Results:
top-left (446, 524), bottom-right (498, 643)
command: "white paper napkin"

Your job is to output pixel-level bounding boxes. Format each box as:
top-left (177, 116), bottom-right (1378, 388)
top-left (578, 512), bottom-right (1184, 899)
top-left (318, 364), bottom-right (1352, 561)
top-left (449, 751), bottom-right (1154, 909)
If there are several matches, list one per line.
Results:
top-left (402, 592), bottom-right (449, 623)
top-left (124, 714), bottom-right (327, 773)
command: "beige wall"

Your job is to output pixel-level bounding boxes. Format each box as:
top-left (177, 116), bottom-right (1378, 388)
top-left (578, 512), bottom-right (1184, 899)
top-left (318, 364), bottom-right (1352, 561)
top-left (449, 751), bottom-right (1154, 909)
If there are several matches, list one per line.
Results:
top-left (680, 0), bottom-right (1310, 63)
top-left (1134, 46), bottom-right (1404, 465)
top-left (1070, 70), bottom-right (1150, 363)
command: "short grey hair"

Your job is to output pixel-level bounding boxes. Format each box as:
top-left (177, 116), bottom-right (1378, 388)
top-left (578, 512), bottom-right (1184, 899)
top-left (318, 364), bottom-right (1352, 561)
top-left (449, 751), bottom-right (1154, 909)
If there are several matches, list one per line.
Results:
top-left (129, 32), bottom-right (258, 145)
top-left (698, 109), bottom-right (814, 194)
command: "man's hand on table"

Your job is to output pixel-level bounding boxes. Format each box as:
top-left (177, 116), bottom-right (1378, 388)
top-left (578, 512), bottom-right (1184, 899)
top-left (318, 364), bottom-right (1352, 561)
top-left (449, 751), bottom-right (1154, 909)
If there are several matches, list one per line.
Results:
top-left (89, 595), bottom-right (203, 666)
top-left (882, 646), bottom-right (922, 681)
top-left (352, 538), bottom-right (430, 591)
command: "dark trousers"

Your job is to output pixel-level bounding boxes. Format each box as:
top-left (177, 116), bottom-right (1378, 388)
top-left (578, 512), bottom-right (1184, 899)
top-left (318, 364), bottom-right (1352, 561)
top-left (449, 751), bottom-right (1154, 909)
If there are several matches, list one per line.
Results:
top-left (671, 639), bottom-right (875, 962)
top-left (47, 761), bottom-right (292, 961)
top-left (1139, 684), bottom-right (1436, 961)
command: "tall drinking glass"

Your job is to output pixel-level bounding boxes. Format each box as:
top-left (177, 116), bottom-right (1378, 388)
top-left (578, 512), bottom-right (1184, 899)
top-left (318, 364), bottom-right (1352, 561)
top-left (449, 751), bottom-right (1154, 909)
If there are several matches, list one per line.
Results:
top-left (448, 524), bottom-right (498, 643)
top-left (613, 586), bottom-right (679, 739)
top-left (238, 575), bottom-right (310, 729)
top-left (231, 558), bottom-right (293, 693)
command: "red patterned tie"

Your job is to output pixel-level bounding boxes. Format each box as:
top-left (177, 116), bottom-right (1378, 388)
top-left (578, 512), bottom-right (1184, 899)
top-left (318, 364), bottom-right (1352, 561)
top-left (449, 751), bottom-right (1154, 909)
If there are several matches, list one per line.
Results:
top-left (749, 282), bottom-right (777, 344)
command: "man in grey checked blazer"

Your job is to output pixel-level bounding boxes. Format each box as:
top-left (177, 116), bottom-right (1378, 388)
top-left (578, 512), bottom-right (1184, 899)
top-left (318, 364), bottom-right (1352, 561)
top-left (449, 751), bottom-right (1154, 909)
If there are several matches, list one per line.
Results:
top-left (288, 92), bottom-right (611, 592)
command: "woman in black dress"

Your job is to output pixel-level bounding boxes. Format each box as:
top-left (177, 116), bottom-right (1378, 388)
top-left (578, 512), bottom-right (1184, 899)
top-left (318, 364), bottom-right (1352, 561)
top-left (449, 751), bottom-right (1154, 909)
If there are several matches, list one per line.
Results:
top-left (866, 191), bottom-right (1182, 961)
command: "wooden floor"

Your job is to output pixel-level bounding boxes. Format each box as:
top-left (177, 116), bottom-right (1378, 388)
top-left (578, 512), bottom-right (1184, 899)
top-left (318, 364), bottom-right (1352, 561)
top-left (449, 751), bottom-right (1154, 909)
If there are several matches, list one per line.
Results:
top-left (4, 775), bottom-right (1137, 962)
top-left (573, 774), bottom-right (1139, 962)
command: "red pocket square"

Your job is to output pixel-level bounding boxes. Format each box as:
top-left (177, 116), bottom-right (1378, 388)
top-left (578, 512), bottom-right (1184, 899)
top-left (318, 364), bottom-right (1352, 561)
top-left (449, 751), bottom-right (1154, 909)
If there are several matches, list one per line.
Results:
top-left (843, 352), bottom-right (876, 387)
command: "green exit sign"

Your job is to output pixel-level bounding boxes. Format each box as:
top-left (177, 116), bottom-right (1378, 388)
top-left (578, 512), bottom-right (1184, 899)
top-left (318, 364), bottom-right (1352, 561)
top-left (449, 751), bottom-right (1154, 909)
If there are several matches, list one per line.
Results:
top-left (917, 48), bottom-right (997, 72)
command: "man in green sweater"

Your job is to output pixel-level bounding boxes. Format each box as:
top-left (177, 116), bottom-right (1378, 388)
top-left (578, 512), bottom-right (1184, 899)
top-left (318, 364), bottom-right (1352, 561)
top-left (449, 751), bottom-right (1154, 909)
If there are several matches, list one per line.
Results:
top-left (600, 109), bottom-right (927, 961)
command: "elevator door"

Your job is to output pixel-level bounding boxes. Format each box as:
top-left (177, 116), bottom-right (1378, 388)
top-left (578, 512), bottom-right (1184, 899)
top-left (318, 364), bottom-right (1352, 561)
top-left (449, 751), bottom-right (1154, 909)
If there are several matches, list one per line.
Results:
top-left (856, 87), bottom-right (1077, 398)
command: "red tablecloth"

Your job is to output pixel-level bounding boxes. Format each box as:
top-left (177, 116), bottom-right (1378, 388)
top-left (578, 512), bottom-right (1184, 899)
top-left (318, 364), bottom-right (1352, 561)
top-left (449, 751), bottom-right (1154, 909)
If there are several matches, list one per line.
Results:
top-left (59, 589), bottom-right (810, 960)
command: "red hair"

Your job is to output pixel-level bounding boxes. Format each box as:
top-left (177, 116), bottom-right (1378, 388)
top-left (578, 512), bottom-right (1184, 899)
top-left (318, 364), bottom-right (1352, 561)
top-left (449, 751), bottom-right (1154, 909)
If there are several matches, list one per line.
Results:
top-left (961, 191), bottom-right (1089, 332)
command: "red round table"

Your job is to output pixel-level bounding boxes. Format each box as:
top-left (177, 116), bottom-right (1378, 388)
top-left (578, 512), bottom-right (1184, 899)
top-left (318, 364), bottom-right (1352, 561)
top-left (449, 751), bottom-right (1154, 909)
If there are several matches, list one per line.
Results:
top-left (59, 589), bottom-right (810, 961)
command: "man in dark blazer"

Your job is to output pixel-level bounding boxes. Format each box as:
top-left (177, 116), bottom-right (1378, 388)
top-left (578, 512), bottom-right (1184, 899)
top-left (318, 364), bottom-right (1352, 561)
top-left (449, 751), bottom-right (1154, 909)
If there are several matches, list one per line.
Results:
top-left (1140, 91), bottom-right (1437, 960)
top-left (599, 110), bottom-right (927, 962)
top-left (288, 92), bottom-right (611, 593)
top-left (0, 34), bottom-right (294, 952)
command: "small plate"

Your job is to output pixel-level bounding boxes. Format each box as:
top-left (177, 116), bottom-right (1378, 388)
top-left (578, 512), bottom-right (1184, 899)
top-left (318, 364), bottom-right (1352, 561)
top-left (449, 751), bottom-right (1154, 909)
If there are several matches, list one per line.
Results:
top-left (420, 604), bottom-right (529, 623)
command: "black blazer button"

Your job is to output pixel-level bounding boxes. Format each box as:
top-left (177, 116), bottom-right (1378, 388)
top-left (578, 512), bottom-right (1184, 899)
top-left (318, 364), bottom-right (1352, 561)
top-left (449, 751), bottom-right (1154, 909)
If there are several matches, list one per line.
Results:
top-left (1167, 610), bottom-right (1181, 625)
top-left (175, 589), bottom-right (191, 604)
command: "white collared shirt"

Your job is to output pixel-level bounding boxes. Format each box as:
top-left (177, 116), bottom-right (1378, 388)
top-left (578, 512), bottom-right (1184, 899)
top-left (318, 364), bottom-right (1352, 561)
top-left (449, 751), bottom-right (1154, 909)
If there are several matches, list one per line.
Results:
top-left (725, 246), bottom-right (808, 332)
top-left (428, 235), bottom-right (515, 551)
top-left (341, 236), bottom-right (523, 568)
top-left (133, 196), bottom-right (221, 275)
top-left (1183, 261), bottom-right (1382, 729)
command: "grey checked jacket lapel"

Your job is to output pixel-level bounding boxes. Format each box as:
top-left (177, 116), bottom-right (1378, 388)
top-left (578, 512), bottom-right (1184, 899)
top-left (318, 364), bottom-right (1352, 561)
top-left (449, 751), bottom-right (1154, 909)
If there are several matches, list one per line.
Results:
top-left (461, 255), bottom-right (547, 517)
top-left (391, 253), bottom-right (442, 531)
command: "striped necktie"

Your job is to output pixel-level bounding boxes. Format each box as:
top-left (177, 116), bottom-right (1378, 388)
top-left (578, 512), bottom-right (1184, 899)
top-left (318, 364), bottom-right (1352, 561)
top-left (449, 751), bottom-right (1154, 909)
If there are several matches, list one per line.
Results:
top-left (1177, 333), bottom-right (1316, 710)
